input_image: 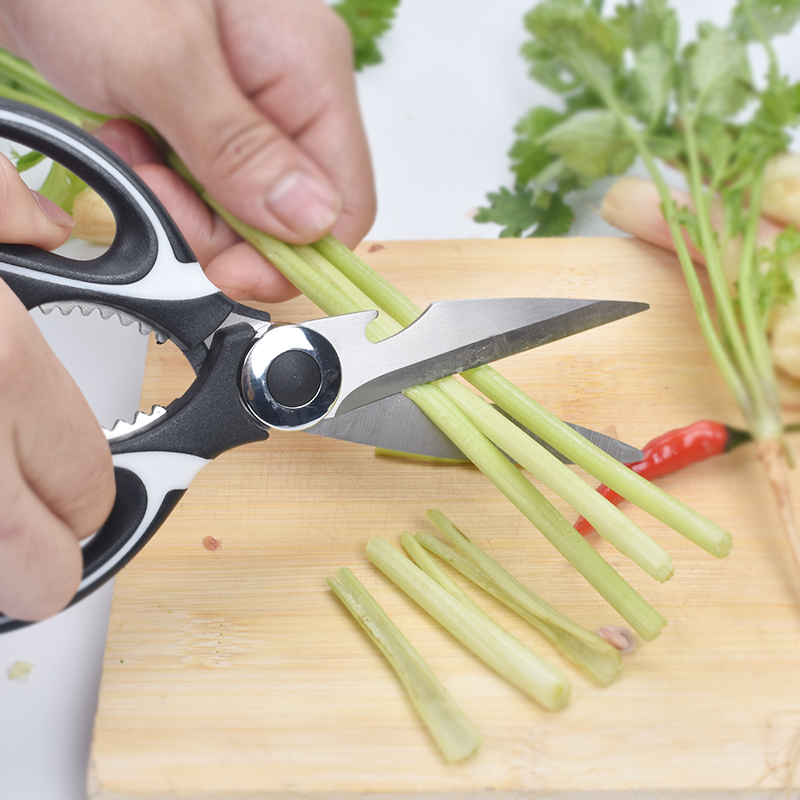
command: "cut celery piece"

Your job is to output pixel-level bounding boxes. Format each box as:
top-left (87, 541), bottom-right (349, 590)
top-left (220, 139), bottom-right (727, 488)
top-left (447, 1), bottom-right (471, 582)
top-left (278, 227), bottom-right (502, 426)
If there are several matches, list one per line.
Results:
top-left (327, 567), bottom-right (481, 762)
top-left (401, 528), bottom-right (621, 686)
top-left (405, 384), bottom-right (667, 641)
top-left (421, 510), bottom-right (624, 687)
top-left (366, 536), bottom-right (572, 711)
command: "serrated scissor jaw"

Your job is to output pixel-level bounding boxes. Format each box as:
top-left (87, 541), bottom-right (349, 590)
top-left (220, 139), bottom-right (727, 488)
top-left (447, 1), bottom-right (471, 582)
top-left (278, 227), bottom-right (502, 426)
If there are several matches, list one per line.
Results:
top-left (38, 300), bottom-right (169, 343)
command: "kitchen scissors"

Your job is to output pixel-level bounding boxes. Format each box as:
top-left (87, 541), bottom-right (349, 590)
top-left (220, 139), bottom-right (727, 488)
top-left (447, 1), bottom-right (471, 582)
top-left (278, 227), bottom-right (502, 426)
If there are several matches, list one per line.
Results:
top-left (0, 100), bottom-right (647, 632)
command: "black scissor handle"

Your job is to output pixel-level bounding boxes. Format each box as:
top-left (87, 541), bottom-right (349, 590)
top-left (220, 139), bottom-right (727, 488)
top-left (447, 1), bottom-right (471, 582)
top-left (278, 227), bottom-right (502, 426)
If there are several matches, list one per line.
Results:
top-left (0, 99), bottom-right (237, 354)
top-left (0, 319), bottom-right (274, 633)
top-left (0, 102), bottom-right (274, 632)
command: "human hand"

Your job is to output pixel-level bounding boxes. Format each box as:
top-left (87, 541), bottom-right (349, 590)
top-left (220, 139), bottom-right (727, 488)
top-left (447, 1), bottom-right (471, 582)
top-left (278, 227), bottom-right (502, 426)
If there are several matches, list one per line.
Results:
top-left (0, 0), bottom-right (376, 303)
top-left (0, 156), bottom-right (115, 621)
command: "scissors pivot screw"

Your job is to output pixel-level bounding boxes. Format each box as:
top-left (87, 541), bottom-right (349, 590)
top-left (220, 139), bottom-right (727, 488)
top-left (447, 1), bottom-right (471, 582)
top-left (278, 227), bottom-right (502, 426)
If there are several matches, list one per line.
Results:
top-left (240, 324), bottom-right (342, 430)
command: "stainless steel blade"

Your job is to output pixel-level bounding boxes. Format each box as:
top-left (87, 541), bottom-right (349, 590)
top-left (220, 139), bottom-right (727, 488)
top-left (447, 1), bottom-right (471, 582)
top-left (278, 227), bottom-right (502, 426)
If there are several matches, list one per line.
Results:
top-left (301, 297), bottom-right (648, 417)
top-left (307, 393), bottom-right (643, 465)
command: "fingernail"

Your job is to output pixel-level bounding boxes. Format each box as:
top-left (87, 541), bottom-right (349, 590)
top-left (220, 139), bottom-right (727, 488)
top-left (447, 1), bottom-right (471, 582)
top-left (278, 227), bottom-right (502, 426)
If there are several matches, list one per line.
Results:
top-left (265, 171), bottom-right (340, 238)
top-left (34, 192), bottom-right (75, 229)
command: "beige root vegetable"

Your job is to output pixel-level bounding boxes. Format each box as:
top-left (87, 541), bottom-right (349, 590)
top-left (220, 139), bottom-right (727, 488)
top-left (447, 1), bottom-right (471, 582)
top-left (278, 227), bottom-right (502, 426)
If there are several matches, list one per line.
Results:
top-left (71, 186), bottom-right (115, 245)
top-left (602, 175), bottom-right (800, 397)
top-left (772, 302), bottom-right (800, 385)
top-left (601, 176), bottom-right (783, 288)
top-left (762, 153), bottom-right (800, 228)
top-left (759, 154), bottom-right (800, 391)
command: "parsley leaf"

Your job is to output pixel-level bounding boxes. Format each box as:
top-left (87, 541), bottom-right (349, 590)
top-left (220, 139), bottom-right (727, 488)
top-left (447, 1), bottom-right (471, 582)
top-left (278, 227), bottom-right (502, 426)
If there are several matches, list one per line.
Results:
top-left (730, 0), bottom-right (800, 41)
top-left (474, 186), bottom-right (574, 238)
top-left (332, 0), bottom-right (400, 71)
top-left (540, 109), bottom-right (636, 180)
top-left (684, 22), bottom-right (751, 118)
top-left (509, 107), bottom-right (567, 185)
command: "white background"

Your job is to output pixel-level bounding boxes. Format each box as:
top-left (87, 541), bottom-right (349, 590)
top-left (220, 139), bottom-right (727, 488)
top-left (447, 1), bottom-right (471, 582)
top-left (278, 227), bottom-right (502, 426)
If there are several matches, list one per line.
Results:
top-left (2, 2), bottom-right (799, 798)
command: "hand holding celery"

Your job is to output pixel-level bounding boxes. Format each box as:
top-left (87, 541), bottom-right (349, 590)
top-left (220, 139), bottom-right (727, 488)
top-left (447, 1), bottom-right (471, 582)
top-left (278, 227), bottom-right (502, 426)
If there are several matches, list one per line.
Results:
top-left (0, 47), bottom-right (740, 645)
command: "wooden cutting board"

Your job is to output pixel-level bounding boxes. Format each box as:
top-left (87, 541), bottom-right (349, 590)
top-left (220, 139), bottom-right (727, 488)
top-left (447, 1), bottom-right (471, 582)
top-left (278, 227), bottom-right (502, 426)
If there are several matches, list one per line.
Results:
top-left (89, 238), bottom-right (800, 798)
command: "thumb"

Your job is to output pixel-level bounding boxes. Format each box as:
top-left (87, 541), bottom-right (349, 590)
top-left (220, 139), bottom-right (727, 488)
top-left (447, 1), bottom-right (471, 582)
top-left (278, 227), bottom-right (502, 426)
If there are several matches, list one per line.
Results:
top-left (0, 155), bottom-right (75, 248)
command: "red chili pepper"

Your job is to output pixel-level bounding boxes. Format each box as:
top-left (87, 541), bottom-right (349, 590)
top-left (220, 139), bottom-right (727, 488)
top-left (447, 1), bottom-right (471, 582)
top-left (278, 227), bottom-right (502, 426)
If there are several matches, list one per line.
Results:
top-left (575, 420), bottom-right (752, 536)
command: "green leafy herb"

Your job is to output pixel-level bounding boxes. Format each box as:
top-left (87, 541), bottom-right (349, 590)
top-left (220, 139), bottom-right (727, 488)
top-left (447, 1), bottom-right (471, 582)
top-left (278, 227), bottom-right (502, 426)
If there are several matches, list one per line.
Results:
top-left (332, 0), bottom-right (400, 71)
top-left (479, 0), bottom-right (800, 567)
top-left (473, 186), bottom-right (573, 238)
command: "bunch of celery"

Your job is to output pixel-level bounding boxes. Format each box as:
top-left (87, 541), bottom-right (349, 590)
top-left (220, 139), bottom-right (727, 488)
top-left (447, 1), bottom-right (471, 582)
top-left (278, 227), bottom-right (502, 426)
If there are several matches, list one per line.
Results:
top-left (0, 49), bottom-right (733, 639)
top-left (477, 0), bottom-right (800, 571)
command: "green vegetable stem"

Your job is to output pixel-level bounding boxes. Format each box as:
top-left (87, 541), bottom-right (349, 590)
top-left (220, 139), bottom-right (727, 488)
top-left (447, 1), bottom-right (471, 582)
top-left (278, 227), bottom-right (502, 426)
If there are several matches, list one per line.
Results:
top-left (366, 536), bottom-right (572, 711)
top-left (477, 0), bottom-right (800, 574)
top-left (326, 566), bottom-right (482, 762)
top-left (418, 509), bottom-right (625, 686)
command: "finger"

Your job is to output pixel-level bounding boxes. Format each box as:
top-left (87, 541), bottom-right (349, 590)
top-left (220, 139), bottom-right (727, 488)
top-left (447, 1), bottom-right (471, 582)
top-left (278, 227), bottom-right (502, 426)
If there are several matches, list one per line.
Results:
top-left (94, 121), bottom-right (241, 267)
top-left (203, 240), bottom-right (300, 302)
top-left (94, 117), bottom-right (164, 167)
top-left (0, 155), bottom-right (75, 248)
top-left (218, 0), bottom-right (376, 247)
top-left (0, 284), bottom-right (116, 539)
top-left (0, 455), bottom-right (83, 621)
top-left (109, 13), bottom-right (341, 246)
top-left (95, 122), bottom-right (300, 303)
top-left (134, 161), bottom-right (299, 302)
top-left (267, 68), bottom-right (376, 250)
top-left (0, 287), bottom-right (106, 621)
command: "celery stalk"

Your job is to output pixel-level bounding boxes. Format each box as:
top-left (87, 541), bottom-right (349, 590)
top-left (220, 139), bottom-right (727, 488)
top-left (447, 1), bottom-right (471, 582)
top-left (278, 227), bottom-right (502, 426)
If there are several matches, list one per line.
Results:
top-left (465, 366), bottom-right (733, 558)
top-left (327, 567), bottom-right (481, 762)
top-left (310, 231), bottom-right (731, 560)
top-left (421, 510), bottom-right (624, 686)
top-left (400, 531), bottom-right (484, 615)
top-left (366, 536), bottom-right (572, 711)
top-left (404, 383), bottom-right (667, 641)
top-left (375, 448), bottom-right (469, 465)
top-left (436, 378), bottom-right (673, 582)
top-left (0, 50), bottom-right (108, 126)
top-left (313, 234), bottom-right (422, 325)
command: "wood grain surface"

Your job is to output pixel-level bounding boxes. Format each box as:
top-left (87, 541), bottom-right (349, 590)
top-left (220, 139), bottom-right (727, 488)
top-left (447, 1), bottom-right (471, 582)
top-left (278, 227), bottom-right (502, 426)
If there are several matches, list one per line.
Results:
top-left (89, 239), bottom-right (800, 798)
